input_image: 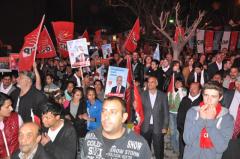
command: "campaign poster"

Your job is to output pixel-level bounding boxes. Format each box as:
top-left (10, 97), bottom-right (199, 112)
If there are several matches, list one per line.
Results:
top-left (104, 66), bottom-right (128, 98)
top-left (67, 38), bottom-right (90, 68)
top-left (101, 44), bottom-right (112, 59)
top-left (9, 53), bottom-right (19, 70)
top-left (0, 57), bottom-right (11, 72)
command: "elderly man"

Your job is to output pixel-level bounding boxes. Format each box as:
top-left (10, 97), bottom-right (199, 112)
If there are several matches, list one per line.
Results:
top-left (183, 82), bottom-right (233, 159)
top-left (83, 96), bottom-right (151, 158)
top-left (12, 122), bottom-right (51, 159)
top-left (110, 76), bottom-right (126, 94)
top-left (10, 71), bottom-right (47, 122)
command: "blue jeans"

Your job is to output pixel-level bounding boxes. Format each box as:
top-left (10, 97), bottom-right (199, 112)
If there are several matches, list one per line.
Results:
top-left (169, 112), bottom-right (179, 153)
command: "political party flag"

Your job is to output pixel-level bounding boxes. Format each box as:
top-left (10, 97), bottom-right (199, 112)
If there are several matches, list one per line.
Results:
top-left (124, 18), bottom-right (140, 52)
top-left (31, 109), bottom-right (41, 127)
top-left (18, 15), bottom-right (45, 71)
top-left (9, 53), bottom-right (19, 70)
top-left (125, 56), bottom-right (133, 121)
top-left (52, 21), bottom-right (74, 58)
top-left (196, 29), bottom-right (205, 53)
top-left (230, 31), bottom-right (239, 51)
top-left (37, 26), bottom-right (56, 59)
top-left (205, 30), bottom-right (214, 53)
top-left (133, 84), bottom-right (144, 134)
top-left (174, 27), bottom-right (185, 43)
top-left (221, 31), bottom-right (231, 51)
top-left (213, 31), bottom-right (223, 51)
top-left (153, 43), bottom-right (160, 61)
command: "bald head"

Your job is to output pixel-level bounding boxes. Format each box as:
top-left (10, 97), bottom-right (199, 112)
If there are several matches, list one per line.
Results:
top-left (19, 122), bottom-right (41, 154)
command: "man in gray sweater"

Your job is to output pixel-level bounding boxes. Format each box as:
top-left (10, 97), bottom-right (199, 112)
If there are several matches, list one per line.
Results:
top-left (183, 81), bottom-right (234, 159)
top-left (83, 96), bottom-right (151, 159)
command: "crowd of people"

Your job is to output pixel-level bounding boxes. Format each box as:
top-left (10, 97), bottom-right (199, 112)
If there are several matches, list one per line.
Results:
top-left (0, 41), bottom-right (240, 159)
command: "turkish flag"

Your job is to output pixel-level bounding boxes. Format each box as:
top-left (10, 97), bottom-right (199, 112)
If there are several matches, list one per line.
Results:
top-left (133, 85), bottom-right (144, 134)
top-left (124, 18), bottom-right (140, 52)
top-left (37, 26), bottom-right (56, 59)
top-left (82, 29), bottom-right (90, 42)
top-left (167, 74), bottom-right (175, 93)
top-left (125, 56), bottom-right (133, 121)
top-left (18, 15), bottom-right (45, 71)
top-left (52, 21), bottom-right (74, 58)
top-left (230, 31), bottom-right (239, 51)
top-left (174, 27), bottom-right (185, 43)
top-left (205, 30), bottom-right (214, 53)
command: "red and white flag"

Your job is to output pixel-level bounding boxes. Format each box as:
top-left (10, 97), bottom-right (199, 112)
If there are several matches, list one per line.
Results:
top-left (221, 31), bottom-right (231, 51)
top-left (18, 15), bottom-right (45, 71)
top-left (205, 30), bottom-right (214, 53)
top-left (124, 18), bottom-right (140, 52)
top-left (82, 30), bottom-right (90, 42)
top-left (52, 21), bottom-right (74, 58)
top-left (133, 85), bottom-right (144, 134)
top-left (125, 56), bottom-right (133, 121)
top-left (31, 109), bottom-right (41, 127)
top-left (230, 31), bottom-right (239, 51)
top-left (37, 26), bottom-right (56, 59)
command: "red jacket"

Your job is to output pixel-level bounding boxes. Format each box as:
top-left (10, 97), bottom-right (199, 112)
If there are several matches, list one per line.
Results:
top-left (0, 112), bottom-right (19, 158)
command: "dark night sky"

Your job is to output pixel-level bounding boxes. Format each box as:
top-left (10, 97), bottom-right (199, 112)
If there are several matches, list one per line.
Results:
top-left (0, 0), bottom-right (238, 52)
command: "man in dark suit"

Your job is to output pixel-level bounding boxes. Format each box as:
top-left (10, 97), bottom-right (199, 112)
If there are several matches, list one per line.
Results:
top-left (111, 76), bottom-right (125, 94)
top-left (177, 82), bottom-right (202, 159)
top-left (222, 76), bottom-right (240, 159)
top-left (141, 76), bottom-right (169, 159)
top-left (12, 123), bottom-right (52, 159)
top-left (207, 53), bottom-right (223, 79)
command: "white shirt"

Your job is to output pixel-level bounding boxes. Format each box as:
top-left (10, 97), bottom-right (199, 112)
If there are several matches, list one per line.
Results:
top-left (149, 91), bottom-right (157, 124)
top-left (162, 65), bottom-right (170, 72)
top-left (216, 62), bottom-right (222, 70)
top-left (48, 120), bottom-right (64, 142)
top-left (229, 90), bottom-right (240, 121)
top-left (74, 74), bottom-right (81, 87)
top-left (188, 93), bottom-right (201, 102)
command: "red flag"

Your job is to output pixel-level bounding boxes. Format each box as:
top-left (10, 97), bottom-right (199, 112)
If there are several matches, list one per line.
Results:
top-left (174, 27), bottom-right (185, 43)
top-left (9, 53), bottom-right (19, 70)
top-left (94, 30), bottom-right (102, 47)
top-left (167, 74), bottom-right (175, 93)
top-left (37, 26), bottom-right (56, 59)
top-left (124, 18), bottom-right (140, 52)
top-left (133, 85), bottom-right (144, 134)
top-left (18, 15), bottom-right (45, 71)
top-left (205, 30), bottom-right (214, 53)
top-left (125, 56), bottom-right (133, 121)
top-left (52, 21), bottom-right (74, 58)
top-left (230, 31), bottom-right (239, 51)
top-left (82, 30), bottom-right (90, 42)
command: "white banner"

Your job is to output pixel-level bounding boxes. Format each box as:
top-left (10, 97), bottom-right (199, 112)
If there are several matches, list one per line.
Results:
top-left (196, 29), bottom-right (205, 53)
top-left (67, 38), bottom-right (90, 68)
top-left (220, 31), bottom-right (231, 51)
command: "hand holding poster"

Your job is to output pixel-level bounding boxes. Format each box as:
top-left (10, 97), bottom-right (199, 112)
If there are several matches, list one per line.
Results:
top-left (105, 66), bottom-right (128, 98)
top-left (67, 38), bottom-right (90, 68)
top-left (101, 44), bottom-right (112, 58)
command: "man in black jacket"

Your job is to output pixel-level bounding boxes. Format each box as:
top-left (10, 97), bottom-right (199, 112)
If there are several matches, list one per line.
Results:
top-left (12, 122), bottom-right (52, 159)
top-left (10, 71), bottom-right (48, 122)
top-left (177, 82), bottom-right (202, 159)
top-left (132, 52), bottom-right (144, 87)
top-left (41, 103), bottom-right (77, 159)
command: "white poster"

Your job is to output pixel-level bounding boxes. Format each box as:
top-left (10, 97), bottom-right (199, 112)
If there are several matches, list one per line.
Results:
top-left (221, 31), bottom-right (231, 51)
top-left (196, 29), bottom-right (205, 53)
top-left (101, 44), bottom-right (112, 58)
top-left (104, 66), bottom-right (128, 98)
top-left (67, 38), bottom-right (90, 68)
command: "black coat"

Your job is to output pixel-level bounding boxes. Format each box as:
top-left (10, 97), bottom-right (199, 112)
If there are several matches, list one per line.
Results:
top-left (132, 61), bottom-right (144, 87)
top-left (42, 120), bottom-right (77, 159)
top-left (187, 71), bottom-right (209, 86)
top-left (12, 145), bottom-right (53, 159)
top-left (177, 95), bottom-right (202, 134)
top-left (207, 62), bottom-right (222, 79)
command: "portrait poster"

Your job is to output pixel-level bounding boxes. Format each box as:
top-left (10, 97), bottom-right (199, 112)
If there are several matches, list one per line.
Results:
top-left (67, 38), bottom-right (90, 68)
top-left (104, 66), bottom-right (128, 98)
top-left (101, 44), bottom-right (112, 59)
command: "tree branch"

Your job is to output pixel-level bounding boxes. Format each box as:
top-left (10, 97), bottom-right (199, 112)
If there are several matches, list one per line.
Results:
top-left (175, 2), bottom-right (181, 27)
